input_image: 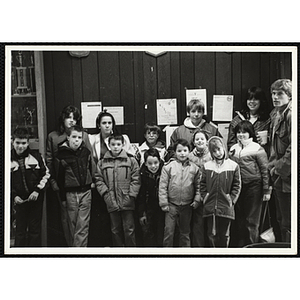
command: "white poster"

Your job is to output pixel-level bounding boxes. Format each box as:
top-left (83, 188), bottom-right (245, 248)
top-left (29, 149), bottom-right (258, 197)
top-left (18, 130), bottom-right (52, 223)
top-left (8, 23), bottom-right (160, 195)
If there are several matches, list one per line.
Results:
top-left (212, 95), bottom-right (234, 121)
top-left (186, 89), bottom-right (207, 114)
top-left (163, 125), bottom-right (179, 149)
top-left (218, 123), bottom-right (230, 146)
top-left (156, 98), bottom-right (177, 125)
top-left (103, 106), bottom-right (124, 125)
top-left (81, 102), bottom-right (102, 128)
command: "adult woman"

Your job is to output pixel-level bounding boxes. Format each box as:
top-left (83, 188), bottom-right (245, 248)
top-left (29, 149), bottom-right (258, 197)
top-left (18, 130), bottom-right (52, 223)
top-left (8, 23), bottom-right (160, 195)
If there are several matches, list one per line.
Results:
top-left (227, 87), bottom-right (271, 151)
top-left (87, 110), bottom-right (136, 246)
top-left (46, 105), bottom-right (89, 246)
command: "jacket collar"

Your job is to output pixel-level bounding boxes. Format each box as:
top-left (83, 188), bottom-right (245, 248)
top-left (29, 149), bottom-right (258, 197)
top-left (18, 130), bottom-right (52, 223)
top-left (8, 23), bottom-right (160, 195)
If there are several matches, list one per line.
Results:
top-left (183, 117), bottom-right (206, 129)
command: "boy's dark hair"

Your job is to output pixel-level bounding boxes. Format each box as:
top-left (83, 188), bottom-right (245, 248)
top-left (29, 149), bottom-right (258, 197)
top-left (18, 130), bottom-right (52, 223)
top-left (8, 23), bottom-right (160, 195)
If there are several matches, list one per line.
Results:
top-left (68, 125), bottom-right (84, 136)
top-left (234, 120), bottom-right (257, 143)
top-left (12, 127), bottom-right (30, 140)
top-left (108, 134), bottom-right (124, 144)
top-left (144, 148), bottom-right (160, 163)
top-left (144, 123), bottom-right (161, 136)
top-left (58, 105), bottom-right (82, 134)
top-left (187, 99), bottom-right (205, 114)
top-left (173, 138), bottom-right (191, 151)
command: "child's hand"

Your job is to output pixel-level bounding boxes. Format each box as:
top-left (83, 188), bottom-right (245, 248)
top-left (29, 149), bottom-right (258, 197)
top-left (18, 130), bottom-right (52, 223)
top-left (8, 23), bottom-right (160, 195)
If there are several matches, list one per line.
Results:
top-left (190, 201), bottom-right (200, 209)
top-left (91, 183), bottom-right (96, 189)
top-left (28, 191), bottom-right (39, 201)
top-left (161, 205), bottom-right (169, 212)
top-left (61, 201), bottom-right (67, 208)
top-left (139, 216), bottom-right (147, 226)
top-left (14, 196), bottom-right (24, 205)
top-left (263, 194), bottom-right (271, 201)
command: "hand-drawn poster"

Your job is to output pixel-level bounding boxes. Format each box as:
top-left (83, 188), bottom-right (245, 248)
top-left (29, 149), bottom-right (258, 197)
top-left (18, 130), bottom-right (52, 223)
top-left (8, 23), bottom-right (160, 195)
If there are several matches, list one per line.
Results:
top-left (212, 95), bottom-right (234, 121)
top-left (186, 89), bottom-right (207, 114)
top-left (103, 106), bottom-right (124, 125)
top-left (81, 102), bottom-right (102, 128)
top-left (156, 98), bottom-right (177, 125)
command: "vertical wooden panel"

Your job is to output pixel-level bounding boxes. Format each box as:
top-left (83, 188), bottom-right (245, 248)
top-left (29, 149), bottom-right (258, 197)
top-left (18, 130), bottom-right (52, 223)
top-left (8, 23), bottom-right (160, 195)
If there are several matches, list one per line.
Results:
top-left (157, 52), bottom-right (171, 98)
top-left (170, 52), bottom-right (181, 124)
top-left (260, 53), bottom-right (272, 108)
top-left (133, 52), bottom-right (145, 143)
top-left (98, 51), bottom-right (120, 105)
top-left (81, 51), bottom-right (99, 103)
top-left (180, 52), bottom-right (194, 122)
top-left (241, 53), bottom-right (260, 93)
top-left (232, 52), bottom-right (242, 113)
top-left (280, 52), bottom-right (292, 79)
top-left (216, 52), bottom-right (232, 94)
top-left (71, 56), bottom-right (83, 109)
top-left (119, 51), bottom-right (136, 141)
top-left (143, 52), bottom-right (158, 125)
top-left (269, 53), bottom-right (281, 87)
top-left (195, 52), bottom-right (215, 120)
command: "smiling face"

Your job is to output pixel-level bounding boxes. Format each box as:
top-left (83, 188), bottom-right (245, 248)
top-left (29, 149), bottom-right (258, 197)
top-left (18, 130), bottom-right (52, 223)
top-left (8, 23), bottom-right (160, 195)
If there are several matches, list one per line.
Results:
top-left (12, 138), bottom-right (29, 155)
top-left (99, 116), bottom-right (113, 137)
top-left (144, 130), bottom-right (159, 147)
top-left (109, 138), bottom-right (123, 156)
top-left (272, 90), bottom-right (290, 108)
top-left (189, 109), bottom-right (204, 126)
top-left (64, 112), bottom-right (77, 130)
top-left (145, 155), bottom-right (160, 174)
top-left (247, 98), bottom-right (261, 115)
top-left (175, 144), bottom-right (190, 162)
top-left (236, 130), bottom-right (250, 142)
top-left (193, 132), bottom-right (207, 150)
top-left (67, 130), bottom-right (83, 150)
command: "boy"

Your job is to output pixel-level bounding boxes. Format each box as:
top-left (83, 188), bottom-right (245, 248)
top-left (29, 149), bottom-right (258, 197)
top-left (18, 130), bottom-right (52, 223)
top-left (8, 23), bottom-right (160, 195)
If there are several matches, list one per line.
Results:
top-left (11, 128), bottom-right (50, 246)
top-left (268, 79), bottom-right (292, 243)
top-left (56, 125), bottom-right (95, 247)
top-left (200, 136), bottom-right (241, 247)
top-left (137, 148), bottom-right (165, 247)
top-left (138, 123), bottom-right (167, 165)
top-left (159, 139), bottom-right (201, 247)
top-left (95, 134), bottom-right (141, 247)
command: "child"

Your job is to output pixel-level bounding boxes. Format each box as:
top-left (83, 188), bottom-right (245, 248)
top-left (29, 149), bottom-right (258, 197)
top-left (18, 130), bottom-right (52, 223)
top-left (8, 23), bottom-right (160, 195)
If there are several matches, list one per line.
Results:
top-left (229, 120), bottom-right (270, 247)
top-left (56, 125), bottom-right (95, 247)
top-left (137, 148), bottom-right (165, 247)
top-left (159, 139), bottom-right (201, 247)
top-left (166, 99), bottom-right (221, 160)
top-left (200, 136), bottom-right (241, 247)
top-left (95, 134), bottom-right (141, 247)
top-left (188, 129), bottom-right (212, 247)
top-left (11, 128), bottom-right (50, 246)
top-left (138, 123), bottom-right (167, 166)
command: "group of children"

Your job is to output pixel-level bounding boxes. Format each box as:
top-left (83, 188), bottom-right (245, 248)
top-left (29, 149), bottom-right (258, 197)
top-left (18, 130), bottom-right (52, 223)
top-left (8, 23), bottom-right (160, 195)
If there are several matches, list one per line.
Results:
top-left (13, 77), bottom-right (293, 248)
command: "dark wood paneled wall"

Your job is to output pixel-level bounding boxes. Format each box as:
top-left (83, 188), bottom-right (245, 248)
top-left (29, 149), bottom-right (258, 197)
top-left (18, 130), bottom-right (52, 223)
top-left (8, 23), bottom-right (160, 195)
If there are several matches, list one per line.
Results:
top-left (43, 51), bottom-right (292, 144)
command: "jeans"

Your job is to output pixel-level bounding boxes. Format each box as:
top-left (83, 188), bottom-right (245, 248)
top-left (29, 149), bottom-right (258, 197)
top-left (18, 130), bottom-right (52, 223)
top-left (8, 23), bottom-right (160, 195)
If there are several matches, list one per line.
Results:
top-left (206, 215), bottom-right (231, 248)
top-left (191, 203), bottom-right (206, 247)
top-left (110, 210), bottom-right (136, 246)
top-left (163, 203), bottom-right (192, 247)
top-left (233, 180), bottom-right (263, 247)
top-left (14, 197), bottom-right (43, 247)
top-left (273, 189), bottom-right (291, 242)
top-left (66, 189), bottom-right (92, 247)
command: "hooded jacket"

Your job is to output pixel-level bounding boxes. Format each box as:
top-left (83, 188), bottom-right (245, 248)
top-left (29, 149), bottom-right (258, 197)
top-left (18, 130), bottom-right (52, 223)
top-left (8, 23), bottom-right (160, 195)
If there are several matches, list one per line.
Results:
top-left (137, 160), bottom-right (164, 217)
top-left (11, 148), bottom-right (50, 200)
top-left (200, 136), bottom-right (241, 220)
top-left (167, 117), bottom-right (221, 160)
top-left (95, 149), bottom-right (141, 213)
top-left (159, 158), bottom-right (201, 207)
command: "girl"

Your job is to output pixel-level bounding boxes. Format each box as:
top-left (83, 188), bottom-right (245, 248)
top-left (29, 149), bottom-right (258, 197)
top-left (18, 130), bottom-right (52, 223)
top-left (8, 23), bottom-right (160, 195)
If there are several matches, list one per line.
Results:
top-left (229, 120), bottom-right (270, 247)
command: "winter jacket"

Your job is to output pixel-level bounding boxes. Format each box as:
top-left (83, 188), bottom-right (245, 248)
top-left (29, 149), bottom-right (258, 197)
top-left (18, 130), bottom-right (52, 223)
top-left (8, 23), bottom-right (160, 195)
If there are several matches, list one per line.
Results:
top-left (11, 148), bottom-right (50, 200)
top-left (95, 149), bottom-right (141, 213)
top-left (137, 161), bottom-right (164, 217)
top-left (188, 147), bottom-right (212, 169)
top-left (56, 141), bottom-right (95, 193)
top-left (167, 117), bottom-right (221, 160)
top-left (200, 136), bottom-right (241, 220)
top-left (268, 101), bottom-right (291, 193)
top-left (159, 158), bottom-right (201, 207)
top-left (227, 111), bottom-right (270, 150)
top-left (229, 138), bottom-right (269, 192)
top-left (138, 140), bottom-right (167, 166)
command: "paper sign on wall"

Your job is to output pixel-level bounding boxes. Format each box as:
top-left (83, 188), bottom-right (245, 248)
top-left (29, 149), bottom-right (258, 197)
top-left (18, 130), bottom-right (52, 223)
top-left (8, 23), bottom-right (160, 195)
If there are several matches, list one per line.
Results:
top-left (163, 125), bottom-right (179, 149)
top-left (218, 123), bottom-right (230, 146)
top-left (81, 102), bottom-right (102, 128)
top-left (212, 95), bottom-right (233, 121)
top-left (186, 89), bottom-right (207, 114)
top-left (156, 98), bottom-right (177, 125)
top-left (103, 106), bottom-right (124, 125)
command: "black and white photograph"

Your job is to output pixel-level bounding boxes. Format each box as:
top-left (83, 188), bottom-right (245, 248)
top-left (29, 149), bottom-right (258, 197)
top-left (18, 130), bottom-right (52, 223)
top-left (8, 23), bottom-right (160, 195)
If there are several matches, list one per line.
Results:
top-left (3, 44), bottom-right (298, 256)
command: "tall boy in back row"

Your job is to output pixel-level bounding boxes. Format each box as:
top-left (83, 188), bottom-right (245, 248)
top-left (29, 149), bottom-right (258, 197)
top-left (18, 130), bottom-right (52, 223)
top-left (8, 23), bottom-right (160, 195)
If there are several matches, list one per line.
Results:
top-left (11, 128), bottom-right (50, 247)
